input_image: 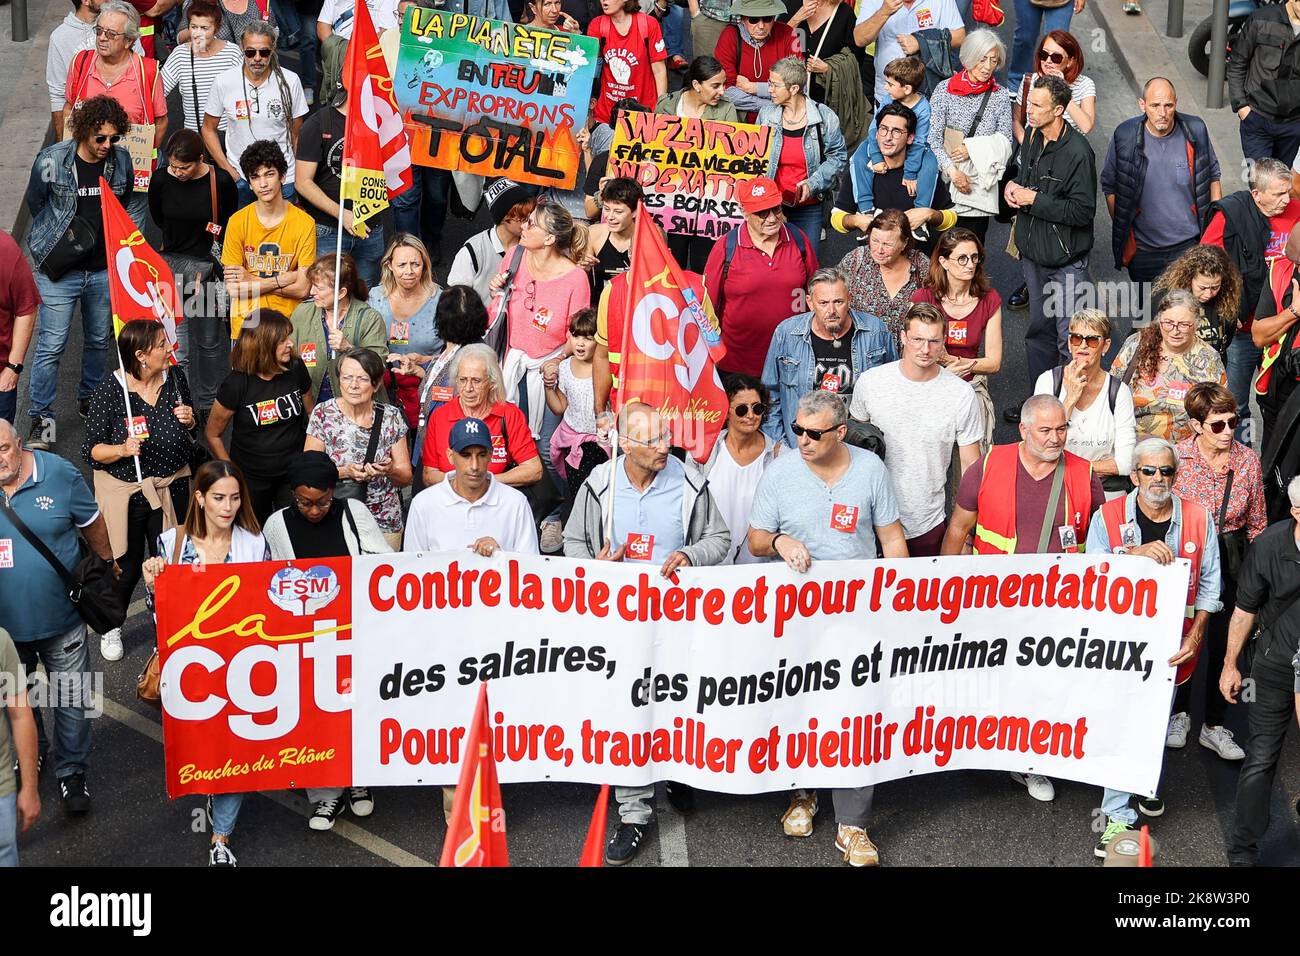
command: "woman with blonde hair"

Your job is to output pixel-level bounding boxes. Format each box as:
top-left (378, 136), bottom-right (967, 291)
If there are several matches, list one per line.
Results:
top-left (369, 234), bottom-right (443, 432)
top-left (1151, 244), bottom-right (1243, 359)
top-left (287, 253), bottom-right (389, 402)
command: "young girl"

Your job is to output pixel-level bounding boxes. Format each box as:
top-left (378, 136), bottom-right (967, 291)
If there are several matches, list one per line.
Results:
top-left (542, 309), bottom-right (607, 516)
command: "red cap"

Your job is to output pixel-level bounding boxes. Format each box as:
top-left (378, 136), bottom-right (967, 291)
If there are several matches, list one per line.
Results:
top-left (737, 177), bottom-right (783, 214)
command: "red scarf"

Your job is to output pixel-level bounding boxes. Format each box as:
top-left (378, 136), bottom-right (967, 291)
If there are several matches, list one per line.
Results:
top-left (946, 70), bottom-right (999, 97)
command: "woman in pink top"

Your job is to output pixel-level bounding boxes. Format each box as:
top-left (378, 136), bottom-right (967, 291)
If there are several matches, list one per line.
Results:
top-left (489, 201), bottom-right (592, 438)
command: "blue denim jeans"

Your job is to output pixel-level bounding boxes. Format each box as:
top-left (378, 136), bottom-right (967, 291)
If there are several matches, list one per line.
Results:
top-left (1022, 253), bottom-right (1091, 387)
top-left (234, 181), bottom-right (298, 210)
top-left (661, 4), bottom-right (693, 60)
top-left (1226, 333), bottom-right (1261, 445)
top-left (515, 377), bottom-right (566, 521)
top-left (1101, 785), bottom-right (1139, 827)
top-left (1009, 0), bottom-right (1075, 90)
top-left (30, 269), bottom-right (111, 422)
top-left (0, 794), bottom-right (16, 867)
top-left (272, 0), bottom-right (319, 90)
top-left (393, 168), bottom-right (451, 262)
top-left (316, 222), bottom-right (386, 290)
top-left (392, 168), bottom-right (422, 240)
top-left (14, 624), bottom-right (92, 780)
top-left (783, 203), bottom-right (825, 262)
top-left (211, 793), bottom-right (245, 838)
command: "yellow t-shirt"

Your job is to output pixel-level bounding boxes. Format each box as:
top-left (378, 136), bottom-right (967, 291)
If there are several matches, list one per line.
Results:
top-left (222, 202), bottom-right (317, 337)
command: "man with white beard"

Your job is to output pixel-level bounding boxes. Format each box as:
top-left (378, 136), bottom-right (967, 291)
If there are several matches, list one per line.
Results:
top-left (1085, 436), bottom-right (1222, 861)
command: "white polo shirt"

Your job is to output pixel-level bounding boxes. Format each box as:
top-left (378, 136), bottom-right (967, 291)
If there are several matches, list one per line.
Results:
top-left (318, 0), bottom-right (400, 38)
top-left (405, 475), bottom-right (539, 555)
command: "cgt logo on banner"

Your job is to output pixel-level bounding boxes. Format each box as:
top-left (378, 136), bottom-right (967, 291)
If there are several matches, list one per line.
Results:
top-left (154, 552), bottom-right (1191, 800)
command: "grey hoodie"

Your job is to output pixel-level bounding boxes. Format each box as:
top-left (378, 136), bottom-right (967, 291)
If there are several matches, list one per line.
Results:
top-left (563, 457), bottom-right (732, 567)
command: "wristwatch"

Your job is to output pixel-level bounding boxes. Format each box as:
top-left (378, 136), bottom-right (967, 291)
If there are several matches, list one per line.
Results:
top-left (4, 362), bottom-right (22, 374)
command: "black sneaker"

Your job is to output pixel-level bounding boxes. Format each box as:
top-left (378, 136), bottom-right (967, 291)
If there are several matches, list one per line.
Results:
top-left (59, 773), bottom-right (90, 815)
top-left (665, 782), bottom-right (694, 814)
top-left (1138, 795), bottom-right (1165, 817)
top-left (309, 797), bottom-right (345, 831)
top-left (26, 417), bottom-right (53, 450)
top-left (78, 398), bottom-right (90, 420)
top-left (208, 841), bottom-right (237, 866)
top-left (1008, 284), bottom-right (1029, 309)
top-left (605, 822), bottom-right (647, 865)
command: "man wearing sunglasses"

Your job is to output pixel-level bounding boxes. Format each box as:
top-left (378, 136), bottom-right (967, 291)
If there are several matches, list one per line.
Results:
top-left (943, 393), bottom-right (1104, 803)
top-left (761, 267), bottom-right (895, 449)
top-left (1086, 436), bottom-right (1221, 860)
top-left (715, 0), bottom-right (798, 118)
top-left (1100, 78), bottom-right (1221, 295)
top-left (24, 94), bottom-right (134, 452)
top-left (563, 402), bottom-right (730, 865)
top-left (747, 390), bottom-right (907, 866)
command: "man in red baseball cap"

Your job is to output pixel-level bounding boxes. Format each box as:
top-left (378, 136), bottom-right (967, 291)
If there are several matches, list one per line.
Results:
top-left (703, 177), bottom-right (819, 378)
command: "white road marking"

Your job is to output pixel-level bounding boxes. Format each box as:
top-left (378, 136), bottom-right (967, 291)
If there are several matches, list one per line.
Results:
top-left (93, 692), bottom-right (432, 867)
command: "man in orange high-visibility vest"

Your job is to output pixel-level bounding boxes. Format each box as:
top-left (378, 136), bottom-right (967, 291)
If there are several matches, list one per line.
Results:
top-left (942, 393), bottom-right (1105, 806)
top-left (1085, 436), bottom-right (1221, 861)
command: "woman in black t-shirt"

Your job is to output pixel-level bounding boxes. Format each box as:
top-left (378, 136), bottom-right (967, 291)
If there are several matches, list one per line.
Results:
top-left (206, 310), bottom-right (315, 522)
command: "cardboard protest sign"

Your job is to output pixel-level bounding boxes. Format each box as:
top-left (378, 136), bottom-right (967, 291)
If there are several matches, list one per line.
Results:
top-left (608, 111), bottom-right (774, 238)
top-left (392, 8), bottom-right (598, 189)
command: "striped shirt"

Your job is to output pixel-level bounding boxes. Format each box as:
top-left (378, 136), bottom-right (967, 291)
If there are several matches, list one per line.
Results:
top-left (161, 42), bottom-right (244, 131)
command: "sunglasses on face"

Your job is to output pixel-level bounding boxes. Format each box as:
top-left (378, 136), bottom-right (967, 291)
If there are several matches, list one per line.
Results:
top-left (1068, 332), bottom-right (1104, 347)
top-left (93, 27), bottom-right (125, 39)
top-left (1202, 416), bottom-right (1240, 434)
top-left (1040, 50), bottom-right (1067, 64)
top-left (791, 422), bottom-right (837, 441)
top-left (744, 15), bottom-right (776, 22)
top-left (94, 134), bottom-right (123, 144)
top-left (752, 207), bottom-right (782, 220)
top-left (244, 47), bottom-right (272, 58)
top-left (732, 402), bottom-right (767, 418)
top-left (1137, 465), bottom-right (1177, 477)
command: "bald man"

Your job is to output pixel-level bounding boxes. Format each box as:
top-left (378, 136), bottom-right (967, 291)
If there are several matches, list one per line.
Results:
top-left (1101, 77), bottom-right (1222, 291)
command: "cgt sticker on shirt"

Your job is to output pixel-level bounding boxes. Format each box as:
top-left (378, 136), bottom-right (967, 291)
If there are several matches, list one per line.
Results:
top-left (301, 343), bottom-right (318, 368)
top-left (234, 99), bottom-right (251, 121)
top-left (819, 373), bottom-right (840, 392)
top-left (129, 416), bottom-right (150, 441)
top-left (948, 320), bottom-right (968, 346)
top-left (531, 308), bottom-right (553, 334)
top-left (915, 7), bottom-right (934, 27)
top-left (491, 434), bottom-right (508, 465)
top-left (389, 321), bottom-right (410, 346)
top-left (1164, 384), bottom-right (1188, 403)
top-left (625, 533), bottom-right (654, 560)
top-left (255, 399), bottom-right (283, 425)
top-left (830, 503), bottom-right (859, 533)
top-left (0, 539), bottom-right (12, 569)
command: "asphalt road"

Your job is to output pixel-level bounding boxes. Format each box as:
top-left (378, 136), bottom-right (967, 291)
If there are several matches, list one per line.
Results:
top-left (10, 6), bottom-right (1300, 867)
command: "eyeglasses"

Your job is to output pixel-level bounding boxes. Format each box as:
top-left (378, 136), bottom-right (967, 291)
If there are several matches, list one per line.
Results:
top-left (524, 279), bottom-right (537, 312)
top-left (1159, 319), bottom-right (1195, 333)
top-left (93, 26), bottom-right (126, 39)
top-left (1039, 50), bottom-right (1067, 64)
top-left (339, 375), bottom-right (372, 386)
top-left (1068, 332), bottom-right (1104, 347)
top-left (948, 253), bottom-right (981, 266)
top-left (744, 15), bottom-right (776, 22)
top-left (244, 47), bottom-right (272, 58)
top-left (293, 492), bottom-right (334, 512)
top-left (1203, 416), bottom-right (1240, 434)
top-left (624, 432), bottom-right (672, 448)
top-left (1137, 465), bottom-right (1177, 477)
top-left (732, 402), bottom-right (767, 418)
top-left (878, 125), bottom-right (909, 138)
top-left (93, 134), bottom-right (123, 145)
top-left (791, 422), bottom-right (839, 441)
top-left (456, 376), bottom-right (487, 388)
top-left (751, 207), bottom-right (782, 220)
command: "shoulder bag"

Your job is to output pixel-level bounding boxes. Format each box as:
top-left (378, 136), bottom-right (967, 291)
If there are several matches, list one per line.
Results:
top-left (136, 531), bottom-right (186, 707)
top-left (335, 405), bottom-right (388, 502)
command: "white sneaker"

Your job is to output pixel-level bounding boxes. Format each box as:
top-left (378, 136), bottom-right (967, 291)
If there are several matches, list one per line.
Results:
top-left (1010, 771), bottom-right (1055, 802)
top-left (1166, 711), bottom-right (1191, 749)
top-left (100, 628), bottom-right (124, 662)
top-left (304, 88), bottom-right (315, 106)
top-left (539, 520), bottom-right (563, 554)
top-left (1199, 724), bottom-right (1246, 760)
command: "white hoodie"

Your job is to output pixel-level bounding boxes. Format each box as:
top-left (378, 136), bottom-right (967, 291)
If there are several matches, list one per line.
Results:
top-left (47, 10), bottom-right (145, 113)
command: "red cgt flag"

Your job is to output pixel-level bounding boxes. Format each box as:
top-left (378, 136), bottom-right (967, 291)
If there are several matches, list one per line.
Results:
top-left (99, 177), bottom-right (181, 360)
top-left (617, 207), bottom-right (728, 462)
top-left (439, 683), bottom-right (508, 867)
top-left (578, 785), bottom-right (610, 867)
top-left (339, 0), bottom-right (412, 229)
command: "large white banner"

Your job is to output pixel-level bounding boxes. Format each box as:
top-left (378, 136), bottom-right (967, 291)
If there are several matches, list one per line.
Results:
top-left (157, 552), bottom-right (1190, 798)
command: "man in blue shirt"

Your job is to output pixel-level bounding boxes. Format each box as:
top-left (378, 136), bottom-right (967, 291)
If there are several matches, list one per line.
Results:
top-left (563, 402), bottom-right (730, 865)
top-left (0, 420), bottom-right (115, 816)
top-left (747, 389), bottom-right (908, 866)
top-left (762, 267), bottom-right (895, 449)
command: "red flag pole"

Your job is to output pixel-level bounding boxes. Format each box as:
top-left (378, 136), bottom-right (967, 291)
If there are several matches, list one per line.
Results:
top-left (578, 784), bottom-right (609, 867)
top-left (329, 0), bottom-right (363, 361)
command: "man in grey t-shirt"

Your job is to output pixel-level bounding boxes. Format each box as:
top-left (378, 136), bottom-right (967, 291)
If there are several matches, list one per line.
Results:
top-left (747, 390), bottom-right (908, 867)
top-left (0, 627), bottom-right (41, 867)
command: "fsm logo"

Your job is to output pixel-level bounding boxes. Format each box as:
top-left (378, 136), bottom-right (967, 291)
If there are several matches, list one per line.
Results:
top-left (268, 566), bottom-right (340, 616)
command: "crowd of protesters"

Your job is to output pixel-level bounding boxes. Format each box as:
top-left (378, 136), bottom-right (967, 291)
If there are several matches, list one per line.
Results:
top-left (2, 0), bottom-right (1300, 873)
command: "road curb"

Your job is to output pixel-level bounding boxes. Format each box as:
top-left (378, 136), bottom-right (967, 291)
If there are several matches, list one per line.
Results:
top-left (0, 0), bottom-right (64, 240)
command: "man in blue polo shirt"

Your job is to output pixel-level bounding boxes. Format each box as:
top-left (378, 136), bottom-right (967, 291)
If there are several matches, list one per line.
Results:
top-left (0, 419), bottom-right (114, 816)
top-left (563, 401), bottom-right (731, 865)
top-left (747, 389), bottom-right (909, 867)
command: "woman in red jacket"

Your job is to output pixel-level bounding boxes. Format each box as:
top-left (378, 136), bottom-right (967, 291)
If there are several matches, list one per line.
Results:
top-left (714, 0), bottom-right (799, 120)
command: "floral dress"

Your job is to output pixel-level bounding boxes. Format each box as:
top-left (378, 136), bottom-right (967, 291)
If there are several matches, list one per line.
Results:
top-left (839, 248), bottom-right (930, 336)
top-left (306, 401), bottom-right (408, 533)
top-left (1109, 335), bottom-right (1228, 443)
